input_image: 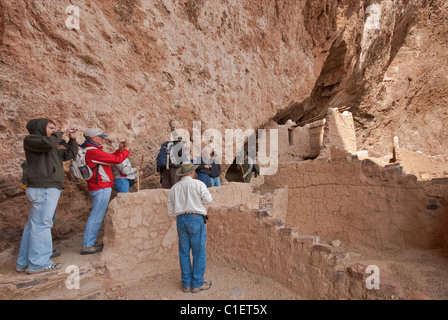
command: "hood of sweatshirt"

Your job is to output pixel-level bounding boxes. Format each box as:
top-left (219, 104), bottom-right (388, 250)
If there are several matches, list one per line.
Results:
top-left (26, 118), bottom-right (51, 136)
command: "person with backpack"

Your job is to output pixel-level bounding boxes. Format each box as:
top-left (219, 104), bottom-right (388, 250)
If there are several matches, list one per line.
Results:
top-left (80, 128), bottom-right (131, 255)
top-left (157, 136), bottom-right (184, 189)
top-left (16, 118), bottom-right (78, 274)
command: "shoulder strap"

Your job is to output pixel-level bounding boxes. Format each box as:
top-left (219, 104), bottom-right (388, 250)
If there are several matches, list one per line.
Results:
top-left (83, 146), bottom-right (101, 182)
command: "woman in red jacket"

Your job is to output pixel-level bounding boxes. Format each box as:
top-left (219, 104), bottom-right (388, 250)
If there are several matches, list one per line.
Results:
top-left (80, 128), bottom-right (130, 255)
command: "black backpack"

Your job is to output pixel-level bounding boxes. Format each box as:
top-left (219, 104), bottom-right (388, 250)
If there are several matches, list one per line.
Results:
top-left (156, 141), bottom-right (173, 170)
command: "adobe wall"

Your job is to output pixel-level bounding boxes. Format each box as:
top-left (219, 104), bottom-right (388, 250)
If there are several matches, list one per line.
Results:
top-left (262, 159), bottom-right (448, 251)
top-left (99, 183), bottom-right (260, 283)
top-left (206, 206), bottom-right (389, 300)
top-left (363, 137), bottom-right (448, 181)
top-left (261, 108), bottom-right (357, 162)
top-left (319, 108), bottom-right (358, 159)
top-left (98, 183), bottom-right (418, 299)
top-left (399, 148), bottom-right (448, 181)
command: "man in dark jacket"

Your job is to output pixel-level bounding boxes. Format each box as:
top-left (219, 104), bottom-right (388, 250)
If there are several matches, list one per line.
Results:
top-left (194, 149), bottom-right (212, 188)
top-left (16, 118), bottom-right (78, 274)
top-left (209, 151), bottom-right (221, 187)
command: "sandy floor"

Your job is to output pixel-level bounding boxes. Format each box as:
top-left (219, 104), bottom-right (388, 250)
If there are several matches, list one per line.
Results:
top-left (344, 243), bottom-right (448, 300)
top-left (105, 242), bottom-right (448, 301)
top-left (1, 233), bottom-right (447, 300)
top-left (104, 259), bottom-right (303, 300)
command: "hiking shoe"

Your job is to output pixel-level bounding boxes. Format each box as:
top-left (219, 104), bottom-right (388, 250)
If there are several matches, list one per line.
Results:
top-left (50, 249), bottom-right (61, 258)
top-left (15, 265), bottom-right (27, 273)
top-left (182, 286), bottom-right (190, 293)
top-left (26, 263), bottom-right (63, 275)
top-left (80, 243), bottom-right (103, 255)
top-left (191, 280), bottom-right (212, 294)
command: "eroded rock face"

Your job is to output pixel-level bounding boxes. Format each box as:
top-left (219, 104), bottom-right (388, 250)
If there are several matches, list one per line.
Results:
top-left (0, 1), bottom-right (447, 247)
top-left (0, 0), bottom-right (333, 172)
top-left (275, 0), bottom-right (448, 157)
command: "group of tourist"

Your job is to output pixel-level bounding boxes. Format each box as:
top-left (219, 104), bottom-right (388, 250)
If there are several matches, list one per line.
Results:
top-left (16, 118), bottom-right (259, 294)
top-left (16, 119), bottom-right (141, 275)
top-left (157, 138), bottom-right (222, 190)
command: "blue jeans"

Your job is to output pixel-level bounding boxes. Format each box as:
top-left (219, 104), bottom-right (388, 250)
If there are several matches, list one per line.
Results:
top-left (17, 188), bottom-right (62, 271)
top-left (197, 173), bottom-right (211, 188)
top-left (176, 214), bottom-right (207, 289)
top-left (114, 178), bottom-right (130, 193)
top-left (210, 177), bottom-right (220, 187)
top-left (83, 188), bottom-right (112, 248)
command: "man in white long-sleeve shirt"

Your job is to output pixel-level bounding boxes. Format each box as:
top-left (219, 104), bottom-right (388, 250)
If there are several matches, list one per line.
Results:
top-left (167, 162), bottom-right (213, 294)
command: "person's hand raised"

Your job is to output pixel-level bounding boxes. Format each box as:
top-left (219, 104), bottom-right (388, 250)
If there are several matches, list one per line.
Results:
top-left (119, 139), bottom-right (131, 151)
top-left (124, 139), bottom-right (131, 150)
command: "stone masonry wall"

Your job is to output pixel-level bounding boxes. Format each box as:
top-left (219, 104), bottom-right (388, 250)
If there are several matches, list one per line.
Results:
top-left (318, 108), bottom-right (357, 159)
top-left (100, 188), bottom-right (177, 283)
top-left (99, 183), bottom-right (260, 283)
top-left (98, 182), bottom-right (414, 299)
top-left (399, 148), bottom-right (448, 181)
top-left (261, 108), bottom-right (357, 163)
top-left (206, 206), bottom-right (405, 300)
top-left (262, 159), bottom-right (448, 251)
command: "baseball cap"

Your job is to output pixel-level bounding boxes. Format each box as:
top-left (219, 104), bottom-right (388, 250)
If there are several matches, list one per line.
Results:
top-left (84, 128), bottom-right (108, 138)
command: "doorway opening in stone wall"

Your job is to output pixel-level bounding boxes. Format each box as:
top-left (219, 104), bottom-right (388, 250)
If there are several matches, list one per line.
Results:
top-left (225, 163), bottom-right (245, 183)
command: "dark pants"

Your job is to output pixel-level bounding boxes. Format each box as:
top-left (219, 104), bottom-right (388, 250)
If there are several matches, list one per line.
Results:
top-left (243, 172), bottom-right (253, 183)
top-left (197, 172), bottom-right (211, 187)
top-left (161, 167), bottom-right (180, 189)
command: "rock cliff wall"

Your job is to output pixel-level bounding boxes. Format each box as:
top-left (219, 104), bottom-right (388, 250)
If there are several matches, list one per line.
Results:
top-left (275, 0), bottom-right (448, 157)
top-left (1, 0), bottom-right (448, 250)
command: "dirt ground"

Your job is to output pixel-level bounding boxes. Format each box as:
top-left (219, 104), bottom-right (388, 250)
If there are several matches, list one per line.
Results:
top-left (105, 259), bottom-right (303, 301)
top-left (0, 233), bottom-right (303, 300)
top-left (344, 243), bottom-right (448, 300)
top-left (107, 243), bottom-right (448, 301)
top-left (1, 233), bottom-right (447, 300)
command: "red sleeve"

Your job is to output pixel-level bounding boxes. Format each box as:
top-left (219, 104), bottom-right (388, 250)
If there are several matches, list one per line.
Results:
top-left (86, 148), bottom-right (130, 166)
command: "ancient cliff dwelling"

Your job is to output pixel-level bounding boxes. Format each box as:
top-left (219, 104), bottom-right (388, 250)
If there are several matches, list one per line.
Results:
top-left (0, 0), bottom-right (447, 301)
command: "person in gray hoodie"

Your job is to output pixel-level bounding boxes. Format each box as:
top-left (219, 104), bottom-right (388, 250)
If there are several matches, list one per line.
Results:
top-left (16, 118), bottom-right (78, 274)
